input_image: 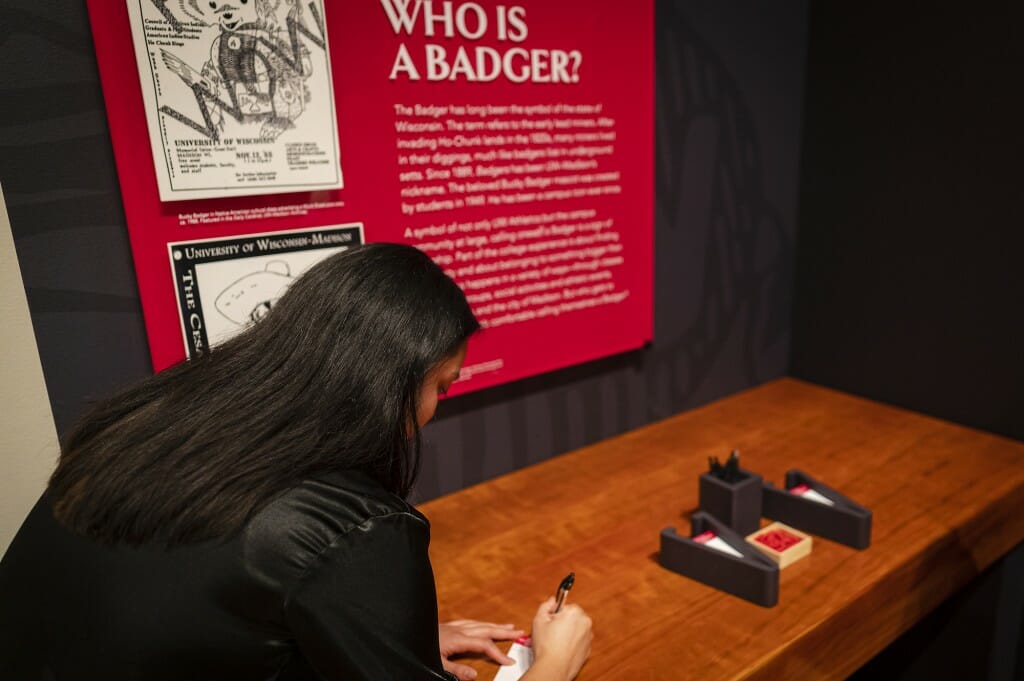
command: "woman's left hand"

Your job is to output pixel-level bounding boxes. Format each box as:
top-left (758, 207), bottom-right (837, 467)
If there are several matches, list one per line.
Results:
top-left (439, 619), bottom-right (526, 681)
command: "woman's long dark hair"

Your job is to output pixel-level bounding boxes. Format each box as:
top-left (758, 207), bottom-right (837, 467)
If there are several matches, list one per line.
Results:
top-left (48, 244), bottom-right (479, 546)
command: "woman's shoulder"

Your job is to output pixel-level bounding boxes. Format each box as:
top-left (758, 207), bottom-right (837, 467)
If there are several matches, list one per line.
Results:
top-left (238, 470), bottom-right (428, 592)
top-left (270, 469), bottom-right (423, 528)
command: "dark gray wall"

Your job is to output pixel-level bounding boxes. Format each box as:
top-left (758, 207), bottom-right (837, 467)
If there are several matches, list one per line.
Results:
top-left (794, 3), bottom-right (1023, 678)
top-left (0, 1), bottom-right (807, 502)
top-left (791, 1), bottom-right (1024, 442)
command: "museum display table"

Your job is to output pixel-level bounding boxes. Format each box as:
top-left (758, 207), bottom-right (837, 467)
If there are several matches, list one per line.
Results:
top-left (422, 378), bottom-right (1024, 679)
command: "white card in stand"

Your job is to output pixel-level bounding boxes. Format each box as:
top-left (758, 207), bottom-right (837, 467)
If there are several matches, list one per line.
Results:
top-left (692, 530), bottom-right (744, 558)
top-left (493, 637), bottom-right (534, 681)
top-left (790, 483), bottom-right (835, 506)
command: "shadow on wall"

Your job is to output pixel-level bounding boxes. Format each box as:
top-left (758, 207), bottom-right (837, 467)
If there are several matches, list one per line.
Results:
top-left (847, 542), bottom-right (1024, 680)
top-left (415, 1), bottom-right (799, 501)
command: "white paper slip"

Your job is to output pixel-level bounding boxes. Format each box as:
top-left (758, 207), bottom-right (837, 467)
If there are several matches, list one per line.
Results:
top-left (790, 484), bottom-right (835, 506)
top-left (493, 638), bottom-right (534, 681)
top-left (693, 531), bottom-right (744, 558)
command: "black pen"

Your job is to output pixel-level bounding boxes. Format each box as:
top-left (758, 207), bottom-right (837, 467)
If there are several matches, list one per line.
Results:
top-left (554, 572), bottom-right (575, 613)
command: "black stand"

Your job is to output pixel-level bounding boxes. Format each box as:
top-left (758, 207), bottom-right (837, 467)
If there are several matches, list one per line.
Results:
top-left (660, 511), bottom-right (779, 607)
top-left (762, 469), bottom-right (872, 549)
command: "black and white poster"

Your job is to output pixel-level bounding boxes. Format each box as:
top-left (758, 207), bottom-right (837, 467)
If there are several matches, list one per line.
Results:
top-left (126, 0), bottom-right (342, 200)
top-left (169, 224), bottom-right (363, 356)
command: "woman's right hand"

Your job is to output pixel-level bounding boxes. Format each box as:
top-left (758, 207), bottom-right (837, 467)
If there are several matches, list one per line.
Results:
top-left (524, 596), bottom-right (592, 681)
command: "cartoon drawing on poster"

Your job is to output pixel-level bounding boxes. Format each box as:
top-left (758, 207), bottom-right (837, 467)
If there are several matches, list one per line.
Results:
top-left (214, 260), bottom-right (292, 325)
top-left (169, 224), bottom-right (362, 356)
top-left (126, 0), bottom-right (342, 201)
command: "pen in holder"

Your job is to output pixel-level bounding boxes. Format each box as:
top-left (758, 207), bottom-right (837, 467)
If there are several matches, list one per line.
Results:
top-left (698, 451), bottom-right (763, 537)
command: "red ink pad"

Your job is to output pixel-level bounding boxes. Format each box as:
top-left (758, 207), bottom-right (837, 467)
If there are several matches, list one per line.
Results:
top-left (746, 522), bottom-right (812, 568)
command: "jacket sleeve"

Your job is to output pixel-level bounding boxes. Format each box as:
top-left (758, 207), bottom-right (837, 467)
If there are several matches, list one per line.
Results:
top-left (284, 511), bottom-right (457, 680)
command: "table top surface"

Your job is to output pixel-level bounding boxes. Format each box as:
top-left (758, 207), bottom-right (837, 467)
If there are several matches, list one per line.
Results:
top-left (420, 378), bottom-right (1024, 680)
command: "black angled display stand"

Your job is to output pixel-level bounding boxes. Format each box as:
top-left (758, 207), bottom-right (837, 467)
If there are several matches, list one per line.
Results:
top-left (762, 469), bottom-right (872, 549)
top-left (659, 511), bottom-right (779, 607)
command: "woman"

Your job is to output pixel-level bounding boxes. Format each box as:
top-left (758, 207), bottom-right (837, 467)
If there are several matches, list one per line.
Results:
top-left (0, 244), bottom-right (592, 680)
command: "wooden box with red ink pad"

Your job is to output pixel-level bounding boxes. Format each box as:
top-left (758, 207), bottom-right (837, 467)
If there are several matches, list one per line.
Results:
top-left (745, 522), bottom-right (812, 568)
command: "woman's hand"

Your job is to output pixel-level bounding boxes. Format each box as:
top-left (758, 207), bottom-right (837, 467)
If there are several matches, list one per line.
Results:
top-left (439, 619), bottom-right (525, 681)
top-left (524, 597), bottom-right (593, 681)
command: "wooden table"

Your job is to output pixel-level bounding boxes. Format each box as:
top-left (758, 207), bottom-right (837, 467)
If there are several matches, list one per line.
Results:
top-left (420, 378), bottom-right (1024, 680)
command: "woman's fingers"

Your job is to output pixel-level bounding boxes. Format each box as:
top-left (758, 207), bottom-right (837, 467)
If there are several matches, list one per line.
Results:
top-left (452, 634), bottom-right (515, 665)
top-left (448, 619), bottom-right (518, 630)
top-left (438, 618), bottom-right (522, 673)
top-left (460, 624), bottom-right (525, 640)
top-left (441, 658), bottom-right (479, 681)
top-left (528, 601), bottom-right (593, 680)
top-left (536, 596), bottom-right (558, 618)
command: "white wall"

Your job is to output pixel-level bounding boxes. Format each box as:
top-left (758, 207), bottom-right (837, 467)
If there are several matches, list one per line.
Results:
top-left (0, 183), bottom-right (59, 554)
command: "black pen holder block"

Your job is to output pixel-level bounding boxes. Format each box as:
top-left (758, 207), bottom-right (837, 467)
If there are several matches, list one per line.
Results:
top-left (762, 470), bottom-right (872, 549)
top-left (659, 511), bottom-right (779, 607)
top-left (698, 468), bottom-right (763, 536)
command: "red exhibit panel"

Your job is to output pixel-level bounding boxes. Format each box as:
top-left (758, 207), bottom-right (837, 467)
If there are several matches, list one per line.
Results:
top-left (87, 0), bottom-right (654, 395)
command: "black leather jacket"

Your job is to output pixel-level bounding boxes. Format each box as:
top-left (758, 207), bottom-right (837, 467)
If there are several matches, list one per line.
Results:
top-left (0, 471), bottom-right (457, 680)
